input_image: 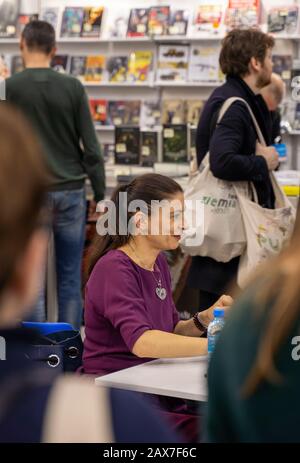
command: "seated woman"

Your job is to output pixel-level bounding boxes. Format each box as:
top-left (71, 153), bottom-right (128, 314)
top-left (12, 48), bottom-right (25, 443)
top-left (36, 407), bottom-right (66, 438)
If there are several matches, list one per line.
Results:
top-left (205, 205), bottom-right (300, 442)
top-left (0, 105), bottom-right (177, 444)
top-left (82, 173), bottom-right (232, 442)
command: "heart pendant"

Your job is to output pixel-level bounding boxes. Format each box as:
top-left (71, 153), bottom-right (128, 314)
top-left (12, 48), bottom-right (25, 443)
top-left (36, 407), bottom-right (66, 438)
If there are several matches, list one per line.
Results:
top-left (156, 287), bottom-right (167, 300)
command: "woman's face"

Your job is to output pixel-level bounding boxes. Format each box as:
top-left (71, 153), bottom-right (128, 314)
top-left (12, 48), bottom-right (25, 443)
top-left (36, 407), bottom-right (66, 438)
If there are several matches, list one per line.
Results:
top-left (142, 191), bottom-right (185, 251)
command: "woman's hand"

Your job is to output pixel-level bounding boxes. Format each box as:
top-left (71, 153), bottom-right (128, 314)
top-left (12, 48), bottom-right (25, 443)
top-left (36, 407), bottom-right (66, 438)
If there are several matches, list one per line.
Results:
top-left (198, 294), bottom-right (233, 328)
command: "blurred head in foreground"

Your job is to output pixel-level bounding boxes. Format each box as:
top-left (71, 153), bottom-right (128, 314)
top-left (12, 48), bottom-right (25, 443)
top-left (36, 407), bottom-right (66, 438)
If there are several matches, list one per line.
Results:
top-left (0, 104), bottom-right (48, 327)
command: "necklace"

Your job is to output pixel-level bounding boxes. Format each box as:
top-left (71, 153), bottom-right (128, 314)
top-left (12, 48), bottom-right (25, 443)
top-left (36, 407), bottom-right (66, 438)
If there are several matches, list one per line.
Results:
top-left (128, 242), bottom-right (167, 301)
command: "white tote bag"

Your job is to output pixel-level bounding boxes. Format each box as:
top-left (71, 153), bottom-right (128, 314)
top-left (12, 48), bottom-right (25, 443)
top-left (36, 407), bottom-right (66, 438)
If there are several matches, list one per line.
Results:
top-left (180, 97), bottom-right (250, 262)
top-left (232, 107), bottom-right (296, 288)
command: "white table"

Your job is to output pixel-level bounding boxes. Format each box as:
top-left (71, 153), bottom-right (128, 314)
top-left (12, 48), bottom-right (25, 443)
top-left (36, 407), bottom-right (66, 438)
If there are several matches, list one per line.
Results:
top-left (95, 356), bottom-right (208, 402)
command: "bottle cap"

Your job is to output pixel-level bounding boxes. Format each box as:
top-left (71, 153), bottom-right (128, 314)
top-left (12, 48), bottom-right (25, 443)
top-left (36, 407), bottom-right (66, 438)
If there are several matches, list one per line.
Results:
top-left (214, 307), bottom-right (225, 318)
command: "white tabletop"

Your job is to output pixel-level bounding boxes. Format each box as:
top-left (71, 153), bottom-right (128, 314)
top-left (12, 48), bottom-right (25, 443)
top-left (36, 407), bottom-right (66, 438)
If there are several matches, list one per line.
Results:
top-left (95, 356), bottom-right (208, 402)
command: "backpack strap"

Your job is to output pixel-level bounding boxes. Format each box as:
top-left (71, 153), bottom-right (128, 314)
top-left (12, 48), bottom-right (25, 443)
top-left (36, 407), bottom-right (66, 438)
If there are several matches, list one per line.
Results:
top-left (42, 375), bottom-right (114, 443)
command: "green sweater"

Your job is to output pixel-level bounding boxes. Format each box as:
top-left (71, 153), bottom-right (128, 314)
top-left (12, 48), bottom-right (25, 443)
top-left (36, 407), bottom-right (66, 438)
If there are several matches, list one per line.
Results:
top-left (5, 68), bottom-right (105, 202)
top-left (206, 284), bottom-right (300, 443)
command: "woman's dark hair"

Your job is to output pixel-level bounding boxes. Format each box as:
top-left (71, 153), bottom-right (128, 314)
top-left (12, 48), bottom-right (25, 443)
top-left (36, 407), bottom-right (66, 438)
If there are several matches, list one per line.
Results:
top-left (0, 104), bottom-right (49, 294)
top-left (219, 28), bottom-right (275, 77)
top-left (22, 20), bottom-right (56, 55)
top-left (85, 174), bottom-right (183, 280)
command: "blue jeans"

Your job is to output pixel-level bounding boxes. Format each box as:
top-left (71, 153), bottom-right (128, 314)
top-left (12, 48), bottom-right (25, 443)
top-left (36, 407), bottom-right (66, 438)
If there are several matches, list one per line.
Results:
top-left (29, 188), bottom-right (86, 330)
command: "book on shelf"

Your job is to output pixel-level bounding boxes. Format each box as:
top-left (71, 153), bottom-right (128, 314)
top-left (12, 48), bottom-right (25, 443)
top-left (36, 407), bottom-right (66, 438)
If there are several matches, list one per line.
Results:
top-left (115, 126), bottom-right (140, 165)
top-left (272, 54), bottom-right (293, 84)
top-left (163, 124), bottom-right (188, 163)
top-left (60, 7), bottom-right (84, 38)
top-left (188, 126), bottom-right (197, 163)
top-left (148, 6), bottom-right (170, 36)
top-left (17, 13), bottom-right (39, 35)
top-left (140, 100), bottom-right (161, 128)
top-left (40, 7), bottom-right (59, 31)
top-left (0, 53), bottom-right (11, 78)
top-left (70, 56), bottom-right (86, 81)
top-left (140, 130), bottom-right (159, 167)
top-left (106, 56), bottom-right (128, 82)
top-left (157, 45), bottom-right (189, 82)
top-left (123, 101), bottom-right (141, 126)
top-left (84, 55), bottom-right (105, 83)
top-left (127, 51), bottom-right (153, 83)
top-left (81, 6), bottom-right (104, 38)
top-left (267, 6), bottom-right (299, 36)
top-left (101, 143), bottom-right (115, 163)
top-left (187, 100), bottom-right (205, 126)
top-left (51, 55), bottom-right (69, 74)
top-left (162, 100), bottom-right (186, 124)
top-left (168, 9), bottom-right (190, 36)
top-left (127, 8), bottom-right (149, 38)
top-left (89, 99), bottom-right (107, 126)
top-left (225, 0), bottom-right (260, 31)
top-left (0, 0), bottom-right (19, 38)
top-left (11, 55), bottom-right (23, 74)
top-left (108, 101), bottom-right (126, 126)
top-left (293, 102), bottom-right (300, 130)
top-left (189, 1), bottom-right (223, 36)
top-left (188, 44), bottom-right (221, 82)
top-left (103, 8), bottom-right (129, 38)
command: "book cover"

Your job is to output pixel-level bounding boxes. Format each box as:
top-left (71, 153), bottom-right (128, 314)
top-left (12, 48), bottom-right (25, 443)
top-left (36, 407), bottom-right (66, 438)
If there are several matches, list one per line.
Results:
top-left (18, 13), bottom-right (38, 35)
top-left (148, 6), bottom-right (170, 36)
top-left (267, 6), bottom-right (299, 36)
top-left (107, 56), bottom-right (128, 82)
top-left (225, 0), bottom-right (260, 31)
top-left (11, 55), bottom-right (23, 74)
top-left (51, 55), bottom-right (69, 74)
top-left (140, 130), bottom-right (158, 167)
top-left (127, 51), bottom-right (153, 83)
top-left (108, 101), bottom-right (126, 126)
top-left (40, 7), bottom-right (59, 30)
top-left (0, 53), bottom-right (10, 78)
top-left (157, 45), bottom-right (189, 82)
top-left (60, 7), bottom-right (84, 38)
top-left (163, 124), bottom-right (188, 163)
top-left (140, 100), bottom-right (161, 128)
top-left (84, 55), bottom-right (105, 83)
top-left (272, 54), bottom-right (293, 84)
top-left (103, 8), bottom-right (129, 38)
top-left (81, 6), bottom-right (104, 38)
top-left (168, 9), bottom-right (189, 36)
top-left (188, 44), bottom-right (221, 82)
top-left (187, 100), bottom-right (205, 126)
top-left (115, 126), bottom-right (140, 165)
top-left (190, 2), bottom-right (223, 36)
top-left (89, 99), bottom-right (107, 126)
top-left (123, 101), bottom-right (141, 126)
top-left (162, 100), bottom-right (186, 124)
top-left (70, 56), bottom-right (86, 81)
top-left (127, 8), bottom-right (149, 37)
top-left (0, 0), bottom-right (19, 38)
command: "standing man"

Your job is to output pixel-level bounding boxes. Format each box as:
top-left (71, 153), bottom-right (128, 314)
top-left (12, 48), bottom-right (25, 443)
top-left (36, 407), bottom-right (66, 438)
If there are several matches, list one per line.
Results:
top-left (5, 21), bottom-right (105, 329)
top-left (188, 28), bottom-right (279, 311)
top-left (260, 72), bottom-right (285, 143)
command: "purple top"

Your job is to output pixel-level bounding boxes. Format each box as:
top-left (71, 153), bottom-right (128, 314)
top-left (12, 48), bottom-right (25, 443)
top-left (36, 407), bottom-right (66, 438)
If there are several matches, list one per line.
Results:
top-left (83, 249), bottom-right (180, 375)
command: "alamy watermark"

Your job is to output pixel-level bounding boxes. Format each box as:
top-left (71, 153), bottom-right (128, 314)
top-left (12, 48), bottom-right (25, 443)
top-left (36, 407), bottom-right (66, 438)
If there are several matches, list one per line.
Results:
top-left (0, 336), bottom-right (6, 360)
top-left (0, 77), bottom-right (5, 101)
top-left (95, 193), bottom-right (205, 247)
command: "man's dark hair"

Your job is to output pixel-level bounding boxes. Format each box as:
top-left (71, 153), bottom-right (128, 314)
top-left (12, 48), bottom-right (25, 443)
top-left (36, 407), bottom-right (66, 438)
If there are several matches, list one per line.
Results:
top-left (22, 20), bottom-right (56, 55)
top-left (219, 28), bottom-right (275, 77)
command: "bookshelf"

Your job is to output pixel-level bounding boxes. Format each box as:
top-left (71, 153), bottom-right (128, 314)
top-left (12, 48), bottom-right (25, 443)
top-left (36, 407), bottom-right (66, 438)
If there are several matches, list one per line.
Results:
top-left (1, 0), bottom-right (300, 170)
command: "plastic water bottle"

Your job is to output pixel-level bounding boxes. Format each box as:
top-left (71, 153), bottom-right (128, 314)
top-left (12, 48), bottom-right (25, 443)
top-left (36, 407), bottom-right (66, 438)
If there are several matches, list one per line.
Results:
top-left (207, 308), bottom-right (225, 359)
